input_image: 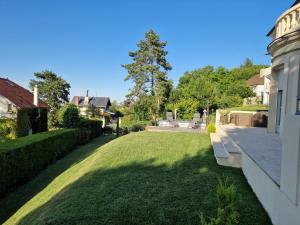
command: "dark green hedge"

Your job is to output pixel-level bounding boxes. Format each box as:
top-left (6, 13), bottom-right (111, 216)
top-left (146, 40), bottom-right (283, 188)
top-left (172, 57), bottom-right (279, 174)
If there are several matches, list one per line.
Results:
top-left (16, 109), bottom-right (31, 137)
top-left (0, 129), bottom-right (79, 197)
top-left (29, 108), bottom-right (48, 134)
top-left (79, 118), bottom-right (103, 139)
top-left (16, 108), bottom-right (48, 137)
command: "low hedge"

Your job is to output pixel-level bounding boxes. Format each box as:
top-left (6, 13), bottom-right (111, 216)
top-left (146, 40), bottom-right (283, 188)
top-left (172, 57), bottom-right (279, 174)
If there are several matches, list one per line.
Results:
top-left (0, 129), bottom-right (80, 197)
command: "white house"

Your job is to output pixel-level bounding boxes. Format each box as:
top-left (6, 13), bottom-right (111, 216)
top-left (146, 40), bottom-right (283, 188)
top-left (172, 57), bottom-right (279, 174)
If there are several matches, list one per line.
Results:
top-left (245, 67), bottom-right (271, 105)
top-left (256, 1), bottom-right (300, 224)
top-left (0, 78), bottom-right (47, 118)
top-left (213, 2), bottom-right (300, 225)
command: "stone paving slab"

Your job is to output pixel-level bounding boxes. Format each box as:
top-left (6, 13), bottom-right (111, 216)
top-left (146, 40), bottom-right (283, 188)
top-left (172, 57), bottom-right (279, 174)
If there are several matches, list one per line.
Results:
top-left (221, 124), bottom-right (282, 185)
top-left (146, 126), bottom-right (204, 133)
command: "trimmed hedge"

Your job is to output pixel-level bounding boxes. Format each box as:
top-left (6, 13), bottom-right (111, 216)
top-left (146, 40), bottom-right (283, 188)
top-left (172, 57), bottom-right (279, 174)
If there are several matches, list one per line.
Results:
top-left (16, 109), bottom-right (30, 137)
top-left (0, 129), bottom-right (79, 197)
top-left (79, 118), bottom-right (103, 139)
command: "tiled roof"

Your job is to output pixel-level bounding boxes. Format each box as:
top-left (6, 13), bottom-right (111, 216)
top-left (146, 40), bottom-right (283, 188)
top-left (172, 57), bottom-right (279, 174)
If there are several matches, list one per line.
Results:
top-left (246, 74), bottom-right (264, 86)
top-left (0, 78), bottom-right (47, 108)
top-left (71, 96), bottom-right (111, 108)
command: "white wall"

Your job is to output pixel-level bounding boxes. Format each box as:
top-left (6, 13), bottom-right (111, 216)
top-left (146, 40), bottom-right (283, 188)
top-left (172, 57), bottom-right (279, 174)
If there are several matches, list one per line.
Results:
top-left (241, 149), bottom-right (300, 225)
top-left (0, 95), bottom-right (16, 118)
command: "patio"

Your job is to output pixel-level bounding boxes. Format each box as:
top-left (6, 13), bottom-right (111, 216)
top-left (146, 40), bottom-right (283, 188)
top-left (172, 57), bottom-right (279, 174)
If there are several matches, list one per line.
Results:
top-left (220, 124), bottom-right (282, 185)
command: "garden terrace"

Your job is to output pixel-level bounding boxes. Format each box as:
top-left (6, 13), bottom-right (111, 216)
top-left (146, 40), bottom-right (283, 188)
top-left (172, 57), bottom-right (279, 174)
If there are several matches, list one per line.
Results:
top-left (1, 132), bottom-right (271, 225)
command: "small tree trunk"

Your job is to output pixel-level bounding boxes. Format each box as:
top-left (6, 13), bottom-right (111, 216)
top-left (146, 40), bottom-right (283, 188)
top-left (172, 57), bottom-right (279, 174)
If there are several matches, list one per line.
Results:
top-left (207, 104), bottom-right (210, 126)
top-left (116, 117), bottom-right (120, 137)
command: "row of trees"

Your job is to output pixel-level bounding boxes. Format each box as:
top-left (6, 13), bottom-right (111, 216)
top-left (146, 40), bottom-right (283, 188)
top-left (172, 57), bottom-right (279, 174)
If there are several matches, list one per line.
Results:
top-left (123, 30), bottom-right (267, 121)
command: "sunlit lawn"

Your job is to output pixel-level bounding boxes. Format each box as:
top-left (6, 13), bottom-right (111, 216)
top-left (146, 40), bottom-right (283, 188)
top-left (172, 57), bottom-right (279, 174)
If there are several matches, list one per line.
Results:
top-left (1, 132), bottom-right (271, 225)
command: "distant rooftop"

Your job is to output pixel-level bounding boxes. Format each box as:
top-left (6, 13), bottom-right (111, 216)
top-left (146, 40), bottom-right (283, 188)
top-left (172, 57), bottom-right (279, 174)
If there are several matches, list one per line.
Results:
top-left (0, 77), bottom-right (47, 108)
top-left (246, 74), bottom-right (264, 86)
top-left (71, 96), bottom-right (111, 108)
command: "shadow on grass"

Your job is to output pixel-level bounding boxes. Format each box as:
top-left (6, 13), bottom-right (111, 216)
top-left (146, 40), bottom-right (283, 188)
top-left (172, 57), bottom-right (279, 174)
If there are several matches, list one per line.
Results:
top-left (14, 146), bottom-right (272, 225)
top-left (0, 135), bottom-right (114, 224)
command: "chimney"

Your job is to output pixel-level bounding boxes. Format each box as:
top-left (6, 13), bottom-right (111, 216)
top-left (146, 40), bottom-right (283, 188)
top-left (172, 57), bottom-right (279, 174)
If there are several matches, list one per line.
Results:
top-left (34, 85), bottom-right (39, 106)
top-left (73, 96), bottom-right (79, 106)
top-left (84, 90), bottom-right (89, 106)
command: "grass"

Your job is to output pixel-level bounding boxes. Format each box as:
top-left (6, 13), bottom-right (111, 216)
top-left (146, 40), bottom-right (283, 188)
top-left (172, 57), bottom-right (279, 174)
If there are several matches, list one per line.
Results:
top-left (225, 105), bottom-right (269, 112)
top-left (0, 132), bottom-right (271, 225)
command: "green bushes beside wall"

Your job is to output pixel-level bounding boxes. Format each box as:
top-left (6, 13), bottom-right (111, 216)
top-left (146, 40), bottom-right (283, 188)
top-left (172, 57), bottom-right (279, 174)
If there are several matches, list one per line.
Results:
top-left (16, 109), bottom-right (31, 137)
top-left (0, 119), bottom-right (16, 142)
top-left (16, 108), bottom-right (48, 138)
top-left (0, 129), bottom-right (79, 197)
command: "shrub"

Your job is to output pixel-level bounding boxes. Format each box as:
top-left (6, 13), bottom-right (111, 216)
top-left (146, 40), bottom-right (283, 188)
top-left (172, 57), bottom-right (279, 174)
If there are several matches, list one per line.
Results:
top-left (28, 108), bottom-right (48, 134)
top-left (79, 118), bottom-right (103, 139)
top-left (0, 119), bottom-right (16, 142)
top-left (58, 104), bottom-right (80, 128)
top-left (16, 109), bottom-right (31, 137)
top-left (200, 177), bottom-right (239, 225)
top-left (130, 123), bottom-right (146, 132)
top-left (0, 129), bottom-right (80, 197)
top-left (207, 122), bottom-right (216, 133)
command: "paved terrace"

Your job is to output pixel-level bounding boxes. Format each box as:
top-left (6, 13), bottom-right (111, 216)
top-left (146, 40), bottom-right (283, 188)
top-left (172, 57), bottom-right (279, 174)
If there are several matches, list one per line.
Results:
top-left (221, 124), bottom-right (282, 185)
top-left (146, 126), bottom-right (204, 133)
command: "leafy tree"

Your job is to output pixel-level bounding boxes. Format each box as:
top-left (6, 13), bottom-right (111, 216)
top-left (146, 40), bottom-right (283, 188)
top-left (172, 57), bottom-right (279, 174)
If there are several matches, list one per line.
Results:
top-left (30, 70), bottom-right (71, 128)
top-left (122, 29), bottom-right (172, 120)
top-left (171, 60), bottom-right (266, 119)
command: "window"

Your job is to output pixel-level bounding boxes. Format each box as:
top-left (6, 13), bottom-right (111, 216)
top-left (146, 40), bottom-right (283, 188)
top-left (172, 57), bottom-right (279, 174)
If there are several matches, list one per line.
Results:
top-left (7, 104), bottom-right (12, 112)
top-left (297, 96), bottom-right (300, 115)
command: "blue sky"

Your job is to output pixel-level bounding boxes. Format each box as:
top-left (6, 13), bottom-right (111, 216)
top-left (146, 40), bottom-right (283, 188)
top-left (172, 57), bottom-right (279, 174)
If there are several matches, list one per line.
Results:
top-left (0, 0), bottom-right (295, 101)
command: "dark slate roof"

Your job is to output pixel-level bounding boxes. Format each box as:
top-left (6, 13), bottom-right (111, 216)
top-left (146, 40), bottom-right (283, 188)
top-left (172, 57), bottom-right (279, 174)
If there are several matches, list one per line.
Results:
top-left (71, 96), bottom-right (111, 108)
top-left (0, 78), bottom-right (47, 108)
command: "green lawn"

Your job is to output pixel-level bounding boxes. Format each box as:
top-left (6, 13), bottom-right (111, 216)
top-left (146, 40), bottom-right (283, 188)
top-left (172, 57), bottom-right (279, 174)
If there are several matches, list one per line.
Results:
top-left (1, 132), bottom-right (271, 225)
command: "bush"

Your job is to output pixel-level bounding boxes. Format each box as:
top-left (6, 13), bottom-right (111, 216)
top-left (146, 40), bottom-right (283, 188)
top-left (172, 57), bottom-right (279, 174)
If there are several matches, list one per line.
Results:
top-left (16, 109), bottom-right (31, 137)
top-left (79, 118), bottom-right (103, 139)
top-left (130, 123), bottom-right (146, 132)
top-left (200, 177), bottom-right (239, 225)
top-left (0, 129), bottom-right (80, 197)
top-left (0, 119), bottom-right (16, 142)
top-left (58, 104), bottom-right (80, 128)
top-left (207, 122), bottom-right (216, 133)
top-left (16, 108), bottom-right (48, 137)
top-left (28, 108), bottom-right (48, 134)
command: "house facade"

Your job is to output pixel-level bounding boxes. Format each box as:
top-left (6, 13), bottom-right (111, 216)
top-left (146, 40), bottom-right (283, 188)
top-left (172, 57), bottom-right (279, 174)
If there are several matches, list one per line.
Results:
top-left (0, 78), bottom-right (47, 118)
top-left (245, 67), bottom-right (271, 105)
top-left (71, 94), bottom-right (112, 126)
top-left (253, 1), bottom-right (300, 224)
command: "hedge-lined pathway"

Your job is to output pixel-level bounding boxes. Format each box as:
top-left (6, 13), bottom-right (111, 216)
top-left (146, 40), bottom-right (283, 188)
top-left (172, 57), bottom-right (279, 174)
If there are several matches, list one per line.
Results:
top-left (0, 135), bottom-right (114, 224)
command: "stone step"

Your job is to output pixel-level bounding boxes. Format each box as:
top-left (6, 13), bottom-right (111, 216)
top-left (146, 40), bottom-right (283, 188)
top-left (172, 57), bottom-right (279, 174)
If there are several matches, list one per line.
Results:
top-left (210, 132), bottom-right (241, 168)
top-left (210, 133), bottom-right (230, 159)
top-left (217, 127), bottom-right (240, 154)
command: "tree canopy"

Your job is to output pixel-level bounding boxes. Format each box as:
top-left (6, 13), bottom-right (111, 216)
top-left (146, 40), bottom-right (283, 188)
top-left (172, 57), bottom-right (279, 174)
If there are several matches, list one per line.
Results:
top-left (122, 29), bottom-right (173, 121)
top-left (29, 70), bottom-right (71, 128)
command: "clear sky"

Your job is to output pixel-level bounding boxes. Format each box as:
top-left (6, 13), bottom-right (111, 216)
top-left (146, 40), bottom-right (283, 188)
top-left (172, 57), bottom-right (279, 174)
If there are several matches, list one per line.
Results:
top-left (0, 0), bottom-right (295, 101)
